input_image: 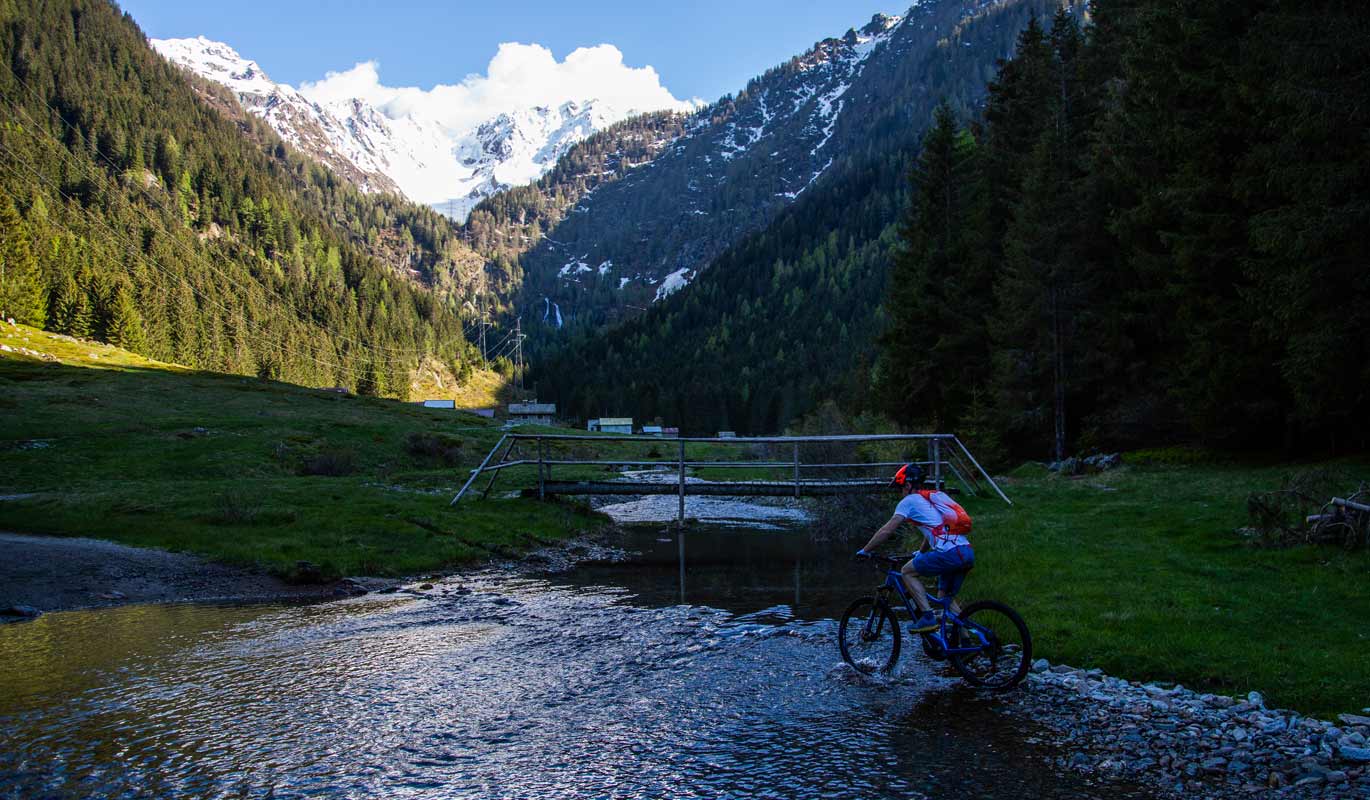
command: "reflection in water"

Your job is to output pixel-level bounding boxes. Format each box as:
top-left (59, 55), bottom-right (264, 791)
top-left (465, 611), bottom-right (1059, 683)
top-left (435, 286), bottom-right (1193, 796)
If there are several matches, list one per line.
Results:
top-left (567, 524), bottom-right (890, 620)
top-left (0, 528), bottom-right (1154, 799)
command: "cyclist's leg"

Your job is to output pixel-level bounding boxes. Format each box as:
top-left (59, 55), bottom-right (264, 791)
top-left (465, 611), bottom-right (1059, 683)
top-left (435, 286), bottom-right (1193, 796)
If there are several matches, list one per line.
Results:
top-left (900, 559), bottom-right (933, 614)
top-left (937, 547), bottom-right (975, 616)
top-left (938, 574), bottom-right (965, 616)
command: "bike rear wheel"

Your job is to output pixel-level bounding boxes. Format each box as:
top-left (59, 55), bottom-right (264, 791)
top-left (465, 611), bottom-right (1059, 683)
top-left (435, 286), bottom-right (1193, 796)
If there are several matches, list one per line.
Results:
top-left (838, 596), bottom-right (901, 674)
top-left (948, 600), bottom-right (1031, 690)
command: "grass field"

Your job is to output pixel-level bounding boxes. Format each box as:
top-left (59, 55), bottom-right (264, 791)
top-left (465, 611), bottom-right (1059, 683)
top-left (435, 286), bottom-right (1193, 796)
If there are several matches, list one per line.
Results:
top-left (0, 324), bottom-right (609, 578)
top-left (945, 462), bottom-right (1370, 718)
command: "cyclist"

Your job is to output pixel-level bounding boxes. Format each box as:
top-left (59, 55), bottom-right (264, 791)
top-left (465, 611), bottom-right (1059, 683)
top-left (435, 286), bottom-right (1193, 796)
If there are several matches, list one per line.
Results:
top-left (857, 463), bottom-right (975, 634)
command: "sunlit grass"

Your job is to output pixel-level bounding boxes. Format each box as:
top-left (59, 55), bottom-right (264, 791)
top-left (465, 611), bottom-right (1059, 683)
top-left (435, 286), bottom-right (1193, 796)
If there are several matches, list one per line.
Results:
top-left (954, 462), bottom-right (1369, 717)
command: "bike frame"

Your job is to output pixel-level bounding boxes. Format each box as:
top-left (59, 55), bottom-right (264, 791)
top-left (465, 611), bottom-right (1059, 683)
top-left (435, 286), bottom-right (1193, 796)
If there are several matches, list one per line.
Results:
top-left (871, 567), bottom-right (990, 656)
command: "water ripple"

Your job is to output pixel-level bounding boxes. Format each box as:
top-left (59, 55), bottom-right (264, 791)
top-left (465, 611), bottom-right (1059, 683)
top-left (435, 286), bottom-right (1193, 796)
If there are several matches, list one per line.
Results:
top-left (1, 570), bottom-right (1152, 799)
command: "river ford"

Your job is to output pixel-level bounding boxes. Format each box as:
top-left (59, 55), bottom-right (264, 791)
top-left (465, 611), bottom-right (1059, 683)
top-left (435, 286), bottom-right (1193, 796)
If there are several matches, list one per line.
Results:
top-left (1, 524), bottom-right (1365, 798)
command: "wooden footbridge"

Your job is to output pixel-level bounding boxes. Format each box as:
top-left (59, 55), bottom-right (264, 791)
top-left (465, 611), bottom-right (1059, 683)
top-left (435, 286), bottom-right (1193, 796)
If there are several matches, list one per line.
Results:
top-left (451, 433), bottom-right (1010, 521)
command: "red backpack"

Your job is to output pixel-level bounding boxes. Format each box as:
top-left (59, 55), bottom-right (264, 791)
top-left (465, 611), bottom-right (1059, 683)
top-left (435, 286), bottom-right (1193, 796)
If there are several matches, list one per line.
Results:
top-left (917, 489), bottom-right (973, 536)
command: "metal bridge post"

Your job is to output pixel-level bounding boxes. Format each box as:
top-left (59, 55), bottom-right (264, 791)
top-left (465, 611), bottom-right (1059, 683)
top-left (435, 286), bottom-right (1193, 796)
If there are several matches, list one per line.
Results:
top-left (932, 438), bottom-right (942, 489)
top-left (678, 439), bottom-right (686, 526)
top-left (793, 442), bottom-right (801, 498)
top-left (450, 433), bottom-right (508, 506)
top-left (537, 436), bottom-right (546, 500)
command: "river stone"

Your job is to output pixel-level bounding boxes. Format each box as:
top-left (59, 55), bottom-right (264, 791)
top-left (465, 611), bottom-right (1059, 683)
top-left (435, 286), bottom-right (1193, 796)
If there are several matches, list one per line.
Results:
top-left (1339, 746), bottom-right (1370, 764)
top-left (1246, 691), bottom-right (1265, 707)
top-left (1031, 658), bottom-right (1049, 673)
top-left (1340, 714), bottom-right (1370, 727)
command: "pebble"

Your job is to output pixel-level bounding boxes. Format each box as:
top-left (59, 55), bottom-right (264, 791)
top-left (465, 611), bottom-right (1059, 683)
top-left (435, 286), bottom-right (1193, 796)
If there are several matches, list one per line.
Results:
top-left (1016, 660), bottom-right (1366, 799)
top-left (2, 604), bottom-right (41, 618)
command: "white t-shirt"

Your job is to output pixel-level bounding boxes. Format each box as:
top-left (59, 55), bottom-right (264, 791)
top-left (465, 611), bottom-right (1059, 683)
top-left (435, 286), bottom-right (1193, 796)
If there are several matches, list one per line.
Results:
top-left (895, 491), bottom-right (970, 552)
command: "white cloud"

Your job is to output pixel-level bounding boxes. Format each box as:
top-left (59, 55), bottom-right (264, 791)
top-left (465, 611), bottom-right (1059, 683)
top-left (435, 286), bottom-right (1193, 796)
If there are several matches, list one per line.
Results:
top-left (298, 42), bottom-right (698, 134)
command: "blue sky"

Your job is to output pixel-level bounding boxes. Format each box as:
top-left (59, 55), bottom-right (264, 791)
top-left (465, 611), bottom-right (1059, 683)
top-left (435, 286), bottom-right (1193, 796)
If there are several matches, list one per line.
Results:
top-left (121, 0), bottom-right (906, 103)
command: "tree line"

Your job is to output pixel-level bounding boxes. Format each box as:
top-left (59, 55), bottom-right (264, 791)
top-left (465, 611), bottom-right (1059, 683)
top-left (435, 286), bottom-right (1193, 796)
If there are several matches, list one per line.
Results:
top-left (877, 1), bottom-right (1369, 461)
top-left (0, 0), bottom-right (488, 397)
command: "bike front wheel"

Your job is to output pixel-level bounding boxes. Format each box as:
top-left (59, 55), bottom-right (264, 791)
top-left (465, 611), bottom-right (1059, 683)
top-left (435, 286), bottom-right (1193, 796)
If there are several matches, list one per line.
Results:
top-left (948, 600), bottom-right (1032, 690)
top-left (838, 596), bottom-right (901, 674)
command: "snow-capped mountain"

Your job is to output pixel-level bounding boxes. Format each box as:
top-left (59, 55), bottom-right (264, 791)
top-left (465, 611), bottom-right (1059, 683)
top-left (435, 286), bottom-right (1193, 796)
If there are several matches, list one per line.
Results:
top-left (151, 37), bottom-right (654, 221)
top-left (512, 12), bottom-right (909, 318)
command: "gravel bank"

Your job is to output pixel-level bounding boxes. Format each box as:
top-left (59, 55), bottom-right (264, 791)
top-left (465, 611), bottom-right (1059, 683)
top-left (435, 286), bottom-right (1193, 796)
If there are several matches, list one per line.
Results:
top-left (1015, 659), bottom-right (1370, 798)
top-left (0, 532), bottom-right (375, 616)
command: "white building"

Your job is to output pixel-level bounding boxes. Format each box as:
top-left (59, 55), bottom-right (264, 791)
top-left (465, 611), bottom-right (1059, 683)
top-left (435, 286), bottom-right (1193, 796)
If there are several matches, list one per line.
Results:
top-left (587, 417), bottom-right (633, 434)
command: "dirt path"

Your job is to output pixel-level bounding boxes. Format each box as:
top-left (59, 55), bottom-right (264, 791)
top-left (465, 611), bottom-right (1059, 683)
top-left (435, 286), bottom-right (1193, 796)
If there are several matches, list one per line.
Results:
top-left (0, 532), bottom-right (359, 614)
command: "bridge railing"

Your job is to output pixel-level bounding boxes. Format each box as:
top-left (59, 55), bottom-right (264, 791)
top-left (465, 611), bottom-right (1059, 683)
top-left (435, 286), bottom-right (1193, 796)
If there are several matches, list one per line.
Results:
top-left (450, 432), bottom-right (1010, 516)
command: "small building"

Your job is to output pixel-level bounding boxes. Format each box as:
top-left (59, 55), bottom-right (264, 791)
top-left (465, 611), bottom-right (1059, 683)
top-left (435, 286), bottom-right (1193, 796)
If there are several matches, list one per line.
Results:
top-left (588, 417), bottom-right (634, 434)
top-left (718, 431), bottom-right (737, 439)
top-left (642, 425), bottom-right (663, 437)
top-left (507, 402), bottom-right (556, 426)
top-left (661, 427), bottom-right (680, 438)
top-left (420, 399), bottom-right (456, 409)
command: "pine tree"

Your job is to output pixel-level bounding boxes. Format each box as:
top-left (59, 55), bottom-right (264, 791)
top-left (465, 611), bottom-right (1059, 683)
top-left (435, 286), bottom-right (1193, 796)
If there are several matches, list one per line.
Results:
top-left (875, 104), bottom-right (980, 429)
top-left (105, 283), bottom-right (145, 351)
top-left (0, 194), bottom-right (45, 327)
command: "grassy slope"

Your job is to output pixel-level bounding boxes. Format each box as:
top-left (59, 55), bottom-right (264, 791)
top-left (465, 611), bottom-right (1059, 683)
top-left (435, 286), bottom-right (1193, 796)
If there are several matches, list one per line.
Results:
top-left (0, 323), bottom-right (604, 578)
top-left (955, 463), bottom-right (1369, 718)
top-left (407, 356), bottom-right (507, 410)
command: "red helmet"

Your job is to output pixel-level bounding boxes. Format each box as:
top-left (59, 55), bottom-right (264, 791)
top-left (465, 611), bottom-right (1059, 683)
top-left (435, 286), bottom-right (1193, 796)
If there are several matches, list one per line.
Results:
top-left (889, 462), bottom-right (925, 488)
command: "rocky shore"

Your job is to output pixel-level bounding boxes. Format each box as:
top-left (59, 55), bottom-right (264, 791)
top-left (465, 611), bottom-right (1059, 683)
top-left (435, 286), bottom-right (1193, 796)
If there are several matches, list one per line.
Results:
top-left (1018, 659), bottom-right (1370, 798)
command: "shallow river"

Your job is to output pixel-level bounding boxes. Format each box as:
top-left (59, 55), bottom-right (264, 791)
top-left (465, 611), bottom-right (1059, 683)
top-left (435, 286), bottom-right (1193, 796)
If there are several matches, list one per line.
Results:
top-left (0, 526), bottom-right (1155, 799)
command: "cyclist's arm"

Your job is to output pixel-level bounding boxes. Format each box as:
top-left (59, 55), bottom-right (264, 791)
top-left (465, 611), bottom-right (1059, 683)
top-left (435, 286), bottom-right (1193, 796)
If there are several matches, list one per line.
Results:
top-left (860, 514), bottom-right (906, 553)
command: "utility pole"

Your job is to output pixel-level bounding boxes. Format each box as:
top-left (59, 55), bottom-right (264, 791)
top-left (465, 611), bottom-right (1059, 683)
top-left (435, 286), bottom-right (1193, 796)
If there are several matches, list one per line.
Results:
top-left (515, 317), bottom-right (525, 396)
top-left (478, 305), bottom-right (492, 368)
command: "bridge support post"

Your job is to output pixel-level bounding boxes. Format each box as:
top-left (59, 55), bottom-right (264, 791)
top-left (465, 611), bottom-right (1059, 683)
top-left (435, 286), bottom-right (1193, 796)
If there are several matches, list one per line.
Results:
top-left (678, 439), bottom-right (686, 526)
top-left (537, 437), bottom-right (546, 501)
top-left (932, 438), bottom-right (942, 489)
top-left (793, 442), bottom-right (801, 498)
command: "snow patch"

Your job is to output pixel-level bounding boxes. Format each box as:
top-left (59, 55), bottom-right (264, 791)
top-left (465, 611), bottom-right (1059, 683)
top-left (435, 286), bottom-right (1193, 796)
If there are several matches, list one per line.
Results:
top-left (653, 267), bottom-right (693, 302)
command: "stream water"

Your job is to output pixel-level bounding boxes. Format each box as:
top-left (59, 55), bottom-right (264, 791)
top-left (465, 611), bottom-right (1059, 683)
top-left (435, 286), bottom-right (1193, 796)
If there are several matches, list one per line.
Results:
top-left (0, 525), bottom-right (1156, 799)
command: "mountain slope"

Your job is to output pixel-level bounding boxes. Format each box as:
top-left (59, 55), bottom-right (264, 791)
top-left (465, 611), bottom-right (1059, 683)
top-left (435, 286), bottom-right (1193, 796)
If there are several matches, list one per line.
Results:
top-left (531, 0), bottom-right (1075, 433)
top-left (153, 36), bottom-right (688, 222)
top-left (0, 0), bottom-right (489, 395)
top-left (507, 2), bottom-right (1051, 332)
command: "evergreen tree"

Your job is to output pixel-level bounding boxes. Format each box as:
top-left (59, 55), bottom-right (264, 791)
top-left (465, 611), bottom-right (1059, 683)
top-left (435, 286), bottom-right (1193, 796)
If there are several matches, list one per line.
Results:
top-left (105, 283), bottom-right (145, 351)
top-left (0, 194), bottom-right (45, 326)
top-left (876, 104), bottom-right (980, 429)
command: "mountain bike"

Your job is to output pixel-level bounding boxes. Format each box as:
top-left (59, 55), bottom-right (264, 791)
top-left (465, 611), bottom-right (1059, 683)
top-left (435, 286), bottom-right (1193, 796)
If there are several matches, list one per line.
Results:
top-left (837, 554), bottom-right (1031, 690)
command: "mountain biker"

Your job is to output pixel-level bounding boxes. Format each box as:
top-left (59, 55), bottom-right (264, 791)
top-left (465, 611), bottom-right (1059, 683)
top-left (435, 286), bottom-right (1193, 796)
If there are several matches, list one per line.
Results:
top-left (856, 463), bottom-right (975, 634)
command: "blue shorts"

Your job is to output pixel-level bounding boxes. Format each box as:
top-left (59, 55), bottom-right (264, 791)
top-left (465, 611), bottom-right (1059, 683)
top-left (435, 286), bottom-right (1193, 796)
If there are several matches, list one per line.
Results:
top-left (910, 545), bottom-right (975, 597)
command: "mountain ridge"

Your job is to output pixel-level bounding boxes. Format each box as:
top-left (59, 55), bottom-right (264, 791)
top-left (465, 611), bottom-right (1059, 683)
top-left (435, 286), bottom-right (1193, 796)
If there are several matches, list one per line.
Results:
top-left (151, 36), bottom-right (682, 222)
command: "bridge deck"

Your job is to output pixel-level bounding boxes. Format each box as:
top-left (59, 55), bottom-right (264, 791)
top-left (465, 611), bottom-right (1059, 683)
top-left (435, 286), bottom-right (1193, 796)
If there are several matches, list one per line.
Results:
top-left (541, 480), bottom-right (887, 497)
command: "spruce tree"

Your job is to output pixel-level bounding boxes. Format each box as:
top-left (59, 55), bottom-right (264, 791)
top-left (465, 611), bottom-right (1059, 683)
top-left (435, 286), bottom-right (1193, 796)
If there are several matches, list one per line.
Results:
top-left (0, 195), bottom-right (45, 327)
top-left (105, 284), bottom-right (145, 351)
top-left (875, 104), bottom-right (979, 429)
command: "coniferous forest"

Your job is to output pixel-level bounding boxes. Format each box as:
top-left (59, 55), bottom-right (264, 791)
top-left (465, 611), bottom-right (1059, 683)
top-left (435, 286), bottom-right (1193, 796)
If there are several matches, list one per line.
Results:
top-left (0, 0), bottom-right (488, 397)
top-left (535, 0), bottom-right (1369, 459)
